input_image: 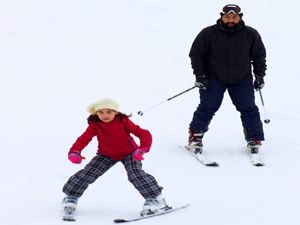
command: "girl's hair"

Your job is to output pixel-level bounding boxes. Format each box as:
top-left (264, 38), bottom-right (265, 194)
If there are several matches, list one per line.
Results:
top-left (87, 112), bottom-right (131, 122)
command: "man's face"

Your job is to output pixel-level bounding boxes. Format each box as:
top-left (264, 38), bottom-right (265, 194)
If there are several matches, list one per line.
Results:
top-left (222, 13), bottom-right (241, 27)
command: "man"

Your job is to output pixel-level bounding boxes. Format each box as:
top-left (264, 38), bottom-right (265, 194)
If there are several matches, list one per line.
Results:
top-left (187, 4), bottom-right (266, 154)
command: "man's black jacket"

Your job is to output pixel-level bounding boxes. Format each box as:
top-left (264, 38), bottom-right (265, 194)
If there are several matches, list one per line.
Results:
top-left (189, 19), bottom-right (267, 83)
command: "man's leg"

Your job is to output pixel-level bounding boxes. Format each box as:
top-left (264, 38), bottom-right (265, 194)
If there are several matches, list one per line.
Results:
top-left (190, 79), bottom-right (227, 132)
top-left (228, 79), bottom-right (264, 141)
top-left (188, 79), bottom-right (227, 152)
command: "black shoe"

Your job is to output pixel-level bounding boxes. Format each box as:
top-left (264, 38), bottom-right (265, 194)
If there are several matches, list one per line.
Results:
top-left (187, 130), bottom-right (204, 154)
top-left (247, 138), bottom-right (262, 152)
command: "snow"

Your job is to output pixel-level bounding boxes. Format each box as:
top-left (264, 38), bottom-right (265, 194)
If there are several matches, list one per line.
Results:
top-left (0, 0), bottom-right (299, 224)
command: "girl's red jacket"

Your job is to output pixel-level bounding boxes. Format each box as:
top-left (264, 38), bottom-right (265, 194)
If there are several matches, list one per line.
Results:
top-left (69, 115), bottom-right (152, 160)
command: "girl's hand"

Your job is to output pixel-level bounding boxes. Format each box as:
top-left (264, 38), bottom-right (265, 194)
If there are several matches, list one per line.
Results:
top-left (132, 148), bottom-right (147, 161)
top-left (68, 151), bottom-right (85, 164)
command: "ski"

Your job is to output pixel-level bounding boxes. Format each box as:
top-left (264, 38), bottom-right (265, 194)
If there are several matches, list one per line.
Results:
top-left (63, 214), bottom-right (76, 222)
top-left (179, 146), bottom-right (219, 167)
top-left (249, 148), bottom-right (264, 166)
top-left (113, 204), bottom-right (190, 223)
top-left (62, 206), bottom-right (76, 222)
top-left (192, 151), bottom-right (219, 167)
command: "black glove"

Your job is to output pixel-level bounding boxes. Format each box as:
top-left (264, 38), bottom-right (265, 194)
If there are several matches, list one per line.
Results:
top-left (254, 76), bottom-right (265, 90)
top-left (195, 75), bottom-right (209, 90)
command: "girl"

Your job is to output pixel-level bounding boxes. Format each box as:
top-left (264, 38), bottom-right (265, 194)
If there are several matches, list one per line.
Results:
top-left (62, 98), bottom-right (169, 219)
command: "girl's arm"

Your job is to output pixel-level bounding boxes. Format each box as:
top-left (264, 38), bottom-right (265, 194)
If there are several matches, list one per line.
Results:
top-left (125, 118), bottom-right (152, 151)
top-left (69, 123), bottom-right (97, 153)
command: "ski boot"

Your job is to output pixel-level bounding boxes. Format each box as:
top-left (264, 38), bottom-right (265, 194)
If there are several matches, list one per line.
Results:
top-left (247, 138), bottom-right (264, 166)
top-left (62, 195), bottom-right (78, 221)
top-left (186, 130), bottom-right (204, 154)
top-left (140, 195), bottom-right (171, 216)
top-left (247, 138), bottom-right (262, 154)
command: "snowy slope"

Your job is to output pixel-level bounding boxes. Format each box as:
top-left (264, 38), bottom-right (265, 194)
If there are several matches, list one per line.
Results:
top-left (0, 0), bottom-right (300, 225)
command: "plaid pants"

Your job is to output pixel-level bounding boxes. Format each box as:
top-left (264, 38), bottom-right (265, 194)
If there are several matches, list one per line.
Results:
top-left (63, 154), bottom-right (163, 199)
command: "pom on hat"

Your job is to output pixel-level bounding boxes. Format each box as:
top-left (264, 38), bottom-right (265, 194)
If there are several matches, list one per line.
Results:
top-left (87, 98), bottom-right (120, 115)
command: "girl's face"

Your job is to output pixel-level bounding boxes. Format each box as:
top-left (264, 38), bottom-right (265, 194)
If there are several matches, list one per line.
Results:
top-left (96, 109), bottom-right (117, 123)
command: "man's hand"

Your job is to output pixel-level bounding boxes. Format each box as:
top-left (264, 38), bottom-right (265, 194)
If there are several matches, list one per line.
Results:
top-left (254, 76), bottom-right (265, 90)
top-left (195, 75), bottom-right (209, 90)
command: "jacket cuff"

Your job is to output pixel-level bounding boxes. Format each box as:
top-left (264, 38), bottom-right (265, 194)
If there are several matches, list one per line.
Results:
top-left (69, 150), bottom-right (81, 155)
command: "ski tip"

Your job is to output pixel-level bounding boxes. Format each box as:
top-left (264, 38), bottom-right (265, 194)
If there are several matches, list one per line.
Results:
top-left (205, 162), bottom-right (219, 167)
top-left (63, 217), bottom-right (76, 222)
top-left (181, 203), bottom-right (191, 208)
top-left (113, 218), bottom-right (127, 223)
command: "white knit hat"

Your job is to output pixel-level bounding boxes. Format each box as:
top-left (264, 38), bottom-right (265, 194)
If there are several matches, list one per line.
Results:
top-left (87, 98), bottom-right (120, 115)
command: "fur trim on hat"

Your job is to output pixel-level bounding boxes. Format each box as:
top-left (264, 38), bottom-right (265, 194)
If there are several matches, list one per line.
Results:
top-left (87, 98), bottom-right (120, 115)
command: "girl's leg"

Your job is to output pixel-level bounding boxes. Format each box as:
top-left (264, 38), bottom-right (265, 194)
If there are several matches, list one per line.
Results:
top-left (122, 155), bottom-right (163, 199)
top-left (63, 154), bottom-right (116, 197)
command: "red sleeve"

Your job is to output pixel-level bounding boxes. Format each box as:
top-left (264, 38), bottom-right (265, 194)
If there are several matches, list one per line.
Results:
top-left (69, 123), bottom-right (97, 154)
top-left (124, 118), bottom-right (152, 152)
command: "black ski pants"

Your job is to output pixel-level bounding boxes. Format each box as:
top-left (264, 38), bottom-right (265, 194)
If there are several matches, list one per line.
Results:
top-left (190, 78), bottom-right (264, 141)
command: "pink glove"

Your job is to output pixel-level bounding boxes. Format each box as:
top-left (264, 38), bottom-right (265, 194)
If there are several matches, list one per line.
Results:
top-left (132, 149), bottom-right (147, 161)
top-left (68, 151), bottom-right (85, 164)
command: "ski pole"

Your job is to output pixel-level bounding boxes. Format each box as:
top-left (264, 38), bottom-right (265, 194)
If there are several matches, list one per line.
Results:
top-left (258, 89), bottom-right (271, 124)
top-left (137, 86), bottom-right (197, 116)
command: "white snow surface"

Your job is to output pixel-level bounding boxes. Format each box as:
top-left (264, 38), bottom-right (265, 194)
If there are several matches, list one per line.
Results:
top-left (1, 0), bottom-right (299, 225)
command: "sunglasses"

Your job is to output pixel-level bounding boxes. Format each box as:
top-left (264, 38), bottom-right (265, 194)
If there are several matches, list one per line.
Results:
top-left (222, 5), bottom-right (241, 14)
